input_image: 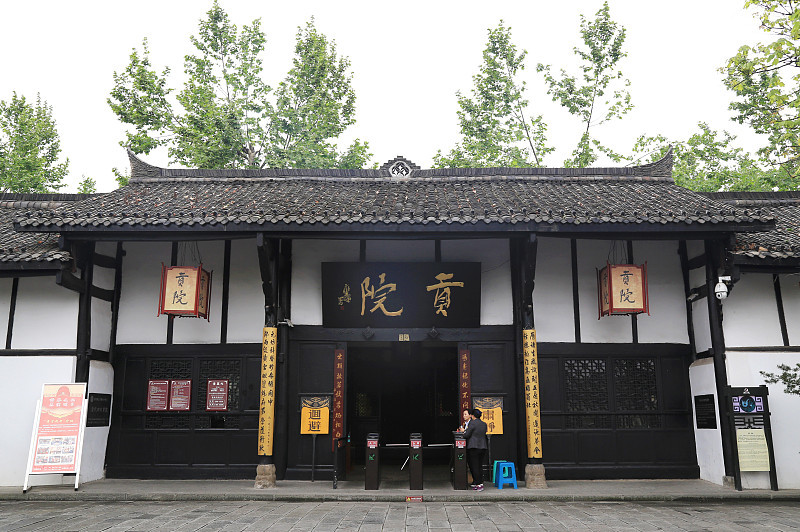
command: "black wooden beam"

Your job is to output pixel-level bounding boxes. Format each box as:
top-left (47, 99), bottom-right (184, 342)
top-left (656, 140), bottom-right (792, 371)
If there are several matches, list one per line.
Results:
top-left (75, 242), bottom-right (95, 383)
top-left (773, 274), bottom-right (790, 347)
top-left (166, 242), bottom-right (177, 345)
top-left (92, 253), bottom-right (117, 269)
top-left (5, 277), bottom-right (18, 349)
top-left (627, 240), bottom-right (638, 344)
top-left (256, 234), bottom-right (277, 327)
top-left (678, 241), bottom-right (697, 358)
top-left (687, 254), bottom-right (706, 271)
top-left (220, 240), bottom-right (232, 344)
top-left (56, 270), bottom-right (84, 293)
top-left (91, 285), bottom-right (114, 302)
top-left (571, 239), bottom-right (581, 343)
top-left (108, 242), bottom-right (124, 366)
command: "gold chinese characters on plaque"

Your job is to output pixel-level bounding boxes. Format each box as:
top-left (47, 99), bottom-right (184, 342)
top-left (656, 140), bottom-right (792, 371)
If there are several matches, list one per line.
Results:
top-left (598, 262), bottom-right (649, 318)
top-left (158, 264), bottom-right (212, 319)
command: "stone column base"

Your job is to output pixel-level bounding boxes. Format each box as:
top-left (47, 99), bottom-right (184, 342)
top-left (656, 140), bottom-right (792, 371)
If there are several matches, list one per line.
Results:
top-left (254, 464), bottom-right (276, 489)
top-left (525, 463), bottom-right (547, 489)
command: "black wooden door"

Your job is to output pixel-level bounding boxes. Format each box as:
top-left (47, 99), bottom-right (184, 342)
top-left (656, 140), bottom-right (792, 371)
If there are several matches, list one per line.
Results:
top-left (538, 344), bottom-right (699, 479)
top-left (106, 345), bottom-right (262, 479)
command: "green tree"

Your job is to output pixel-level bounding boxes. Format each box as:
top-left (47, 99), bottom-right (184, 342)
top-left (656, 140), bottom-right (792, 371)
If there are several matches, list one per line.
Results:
top-left (108, 3), bottom-right (370, 169)
top-left (723, 1), bottom-right (800, 180)
top-left (0, 92), bottom-right (68, 192)
top-left (77, 176), bottom-right (96, 194)
top-left (539, 1), bottom-right (632, 167)
top-left (433, 21), bottom-right (552, 168)
top-left (762, 364), bottom-right (800, 395)
top-left (630, 123), bottom-right (793, 191)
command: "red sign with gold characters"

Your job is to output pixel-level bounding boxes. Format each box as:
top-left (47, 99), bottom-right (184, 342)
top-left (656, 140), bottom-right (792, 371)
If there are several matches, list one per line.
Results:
top-left (332, 349), bottom-right (346, 451)
top-left (28, 384), bottom-right (87, 475)
top-left (158, 264), bottom-right (212, 319)
top-left (598, 262), bottom-right (649, 317)
top-left (206, 380), bottom-right (229, 411)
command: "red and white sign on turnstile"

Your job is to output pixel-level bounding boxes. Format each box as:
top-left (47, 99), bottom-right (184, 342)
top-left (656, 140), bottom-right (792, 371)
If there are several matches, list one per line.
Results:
top-left (23, 383), bottom-right (88, 492)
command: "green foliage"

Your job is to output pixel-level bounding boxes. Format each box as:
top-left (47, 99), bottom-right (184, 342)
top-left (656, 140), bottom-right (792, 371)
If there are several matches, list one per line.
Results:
top-left (112, 167), bottom-right (130, 187)
top-left (108, 3), bottom-right (370, 169)
top-left (630, 122), bottom-right (794, 191)
top-left (538, 1), bottom-right (632, 167)
top-left (433, 21), bottom-right (552, 168)
top-left (761, 363), bottom-right (800, 395)
top-left (723, 1), bottom-right (800, 179)
top-left (77, 176), bottom-right (96, 194)
top-left (0, 92), bottom-right (68, 193)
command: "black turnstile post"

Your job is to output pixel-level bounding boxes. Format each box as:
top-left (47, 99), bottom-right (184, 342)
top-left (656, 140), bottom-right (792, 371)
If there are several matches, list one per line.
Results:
top-left (365, 433), bottom-right (380, 490)
top-left (452, 431), bottom-right (468, 490)
top-left (409, 433), bottom-right (423, 490)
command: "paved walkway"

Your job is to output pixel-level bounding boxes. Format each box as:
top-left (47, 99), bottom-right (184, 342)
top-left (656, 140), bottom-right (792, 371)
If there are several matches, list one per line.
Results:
top-left (1, 500), bottom-right (799, 531)
top-left (1, 478), bottom-right (798, 502)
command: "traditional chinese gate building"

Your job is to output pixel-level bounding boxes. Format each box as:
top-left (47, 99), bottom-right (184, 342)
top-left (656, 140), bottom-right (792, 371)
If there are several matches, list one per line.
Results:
top-left (6, 151), bottom-right (790, 485)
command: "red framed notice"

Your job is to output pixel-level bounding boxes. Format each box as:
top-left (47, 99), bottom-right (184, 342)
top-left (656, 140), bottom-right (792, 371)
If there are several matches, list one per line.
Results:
top-left (146, 380), bottom-right (169, 411)
top-left (206, 379), bottom-right (229, 411)
top-left (169, 380), bottom-right (192, 411)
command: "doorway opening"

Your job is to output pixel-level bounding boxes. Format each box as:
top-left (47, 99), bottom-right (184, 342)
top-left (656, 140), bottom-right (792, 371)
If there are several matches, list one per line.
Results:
top-left (347, 342), bottom-right (458, 480)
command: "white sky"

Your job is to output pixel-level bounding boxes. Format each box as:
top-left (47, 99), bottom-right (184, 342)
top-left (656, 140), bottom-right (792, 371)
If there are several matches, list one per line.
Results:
top-left (0, 1), bottom-right (769, 192)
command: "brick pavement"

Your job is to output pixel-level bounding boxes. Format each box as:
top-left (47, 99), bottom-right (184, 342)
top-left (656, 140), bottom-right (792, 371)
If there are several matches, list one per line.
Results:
top-left (0, 500), bottom-right (799, 531)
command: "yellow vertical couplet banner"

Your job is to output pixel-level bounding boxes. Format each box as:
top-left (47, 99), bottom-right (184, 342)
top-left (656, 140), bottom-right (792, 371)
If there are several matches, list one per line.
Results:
top-left (523, 329), bottom-right (542, 459)
top-left (258, 327), bottom-right (278, 456)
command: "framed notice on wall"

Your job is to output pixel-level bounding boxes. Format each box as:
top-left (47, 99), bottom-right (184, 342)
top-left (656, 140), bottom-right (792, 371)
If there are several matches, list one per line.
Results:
top-left (206, 380), bottom-right (229, 411)
top-left (146, 380), bottom-right (169, 411)
top-left (23, 383), bottom-right (88, 492)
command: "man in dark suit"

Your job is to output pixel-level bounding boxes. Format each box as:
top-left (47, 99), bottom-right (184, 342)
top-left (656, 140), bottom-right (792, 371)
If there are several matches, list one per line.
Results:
top-left (462, 408), bottom-right (488, 491)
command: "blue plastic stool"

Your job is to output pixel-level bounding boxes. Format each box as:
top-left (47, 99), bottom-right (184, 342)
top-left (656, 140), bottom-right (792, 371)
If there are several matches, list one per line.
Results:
top-left (492, 460), bottom-right (504, 483)
top-left (495, 461), bottom-right (518, 489)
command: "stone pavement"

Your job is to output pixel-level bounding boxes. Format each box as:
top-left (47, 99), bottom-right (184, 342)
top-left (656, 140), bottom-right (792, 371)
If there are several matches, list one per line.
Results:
top-left (1, 500), bottom-right (800, 531)
top-left (1, 478), bottom-right (799, 503)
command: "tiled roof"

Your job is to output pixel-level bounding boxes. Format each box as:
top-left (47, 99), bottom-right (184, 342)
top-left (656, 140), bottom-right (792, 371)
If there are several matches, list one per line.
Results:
top-left (705, 192), bottom-right (800, 261)
top-left (0, 194), bottom-right (91, 266)
top-left (15, 152), bottom-right (774, 233)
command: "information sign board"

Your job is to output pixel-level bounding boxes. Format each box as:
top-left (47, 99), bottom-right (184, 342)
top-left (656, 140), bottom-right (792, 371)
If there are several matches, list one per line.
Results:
top-left (206, 379), bottom-right (229, 411)
top-left (86, 393), bottom-right (112, 427)
top-left (169, 380), bottom-right (192, 411)
top-left (694, 394), bottom-right (717, 429)
top-left (300, 396), bottom-right (330, 435)
top-left (146, 380), bottom-right (169, 411)
top-left (736, 429), bottom-right (771, 471)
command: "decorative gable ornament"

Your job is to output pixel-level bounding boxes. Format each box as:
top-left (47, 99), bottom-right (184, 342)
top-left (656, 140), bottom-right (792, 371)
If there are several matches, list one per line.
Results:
top-left (597, 262), bottom-right (649, 318)
top-left (158, 264), bottom-right (212, 320)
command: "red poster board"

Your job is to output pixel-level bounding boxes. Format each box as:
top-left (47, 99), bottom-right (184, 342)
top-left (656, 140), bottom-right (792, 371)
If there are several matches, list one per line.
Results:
top-left (169, 380), bottom-right (192, 411)
top-left (146, 380), bottom-right (169, 411)
top-left (206, 379), bottom-right (228, 411)
top-left (24, 383), bottom-right (88, 492)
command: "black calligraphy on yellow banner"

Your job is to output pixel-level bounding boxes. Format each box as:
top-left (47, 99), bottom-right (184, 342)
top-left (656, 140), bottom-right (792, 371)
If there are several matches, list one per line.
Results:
top-left (473, 397), bottom-right (503, 435)
top-left (523, 329), bottom-right (542, 459)
top-left (321, 262), bottom-right (480, 328)
top-left (258, 327), bottom-right (277, 456)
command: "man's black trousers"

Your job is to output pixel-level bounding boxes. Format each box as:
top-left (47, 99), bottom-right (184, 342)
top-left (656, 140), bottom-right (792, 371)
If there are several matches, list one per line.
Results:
top-left (467, 448), bottom-right (486, 485)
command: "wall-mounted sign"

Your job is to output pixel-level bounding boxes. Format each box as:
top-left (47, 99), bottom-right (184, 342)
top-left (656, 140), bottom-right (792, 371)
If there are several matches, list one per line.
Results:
top-left (694, 394), bottom-right (717, 429)
top-left (86, 393), bottom-right (112, 427)
top-left (598, 263), bottom-right (649, 317)
top-left (322, 262), bottom-right (480, 328)
top-left (146, 380), bottom-right (169, 411)
top-left (24, 383), bottom-right (88, 492)
top-left (258, 327), bottom-right (278, 456)
top-left (736, 429), bottom-right (771, 471)
top-left (459, 349), bottom-right (471, 416)
top-left (331, 349), bottom-right (346, 451)
top-left (473, 397), bottom-right (503, 435)
top-left (170, 380), bottom-right (192, 411)
top-left (158, 264), bottom-right (212, 319)
top-left (301, 396), bottom-right (331, 435)
top-left (206, 379), bottom-right (229, 411)
top-left (523, 329), bottom-right (542, 459)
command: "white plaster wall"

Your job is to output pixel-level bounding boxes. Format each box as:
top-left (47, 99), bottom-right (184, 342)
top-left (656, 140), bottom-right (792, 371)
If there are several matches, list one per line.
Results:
top-left (80, 361), bottom-right (113, 483)
top-left (12, 277), bottom-right (78, 349)
top-left (173, 241), bottom-right (224, 344)
top-left (0, 356), bottom-right (76, 486)
top-left (226, 239), bottom-right (264, 343)
top-left (291, 240), bottom-right (360, 325)
top-left (366, 240), bottom-right (435, 262)
top-left (0, 278), bottom-right (14, 342)
top-left (634, 241), bottom-right (689, 343)
top-left (116, 242), bottom-right (170, 344)
top-left (441, 239), bottom-right (512, 325)
top-left (726, 351), bottom-right (800, 489)
top-left (90, 300), bottom-right (112, 352)
top-left (722, 273), bottom-right (783, 348)
top-left (778, 274), bottom-right (800, 345)
top-left (577, 240), bottom-right (632, 343)
top-left (533, 237), bottom-right (575, 342)
top-left (689, 358), bottom-right (725, 485)
top-left (692, 299), bottom-right (713, 353)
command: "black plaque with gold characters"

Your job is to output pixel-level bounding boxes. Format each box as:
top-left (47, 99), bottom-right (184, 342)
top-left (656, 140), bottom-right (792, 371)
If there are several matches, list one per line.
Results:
top-left (322, 262), bottom-right (480, 328)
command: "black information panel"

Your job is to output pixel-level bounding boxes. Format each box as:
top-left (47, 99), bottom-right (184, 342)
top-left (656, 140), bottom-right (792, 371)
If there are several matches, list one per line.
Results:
top-left (694, 394), bottom-right (717, 429)
top-left (86, 393), bottom-right (112, 427)
top-left (322, 262), bottom-right (481, 328)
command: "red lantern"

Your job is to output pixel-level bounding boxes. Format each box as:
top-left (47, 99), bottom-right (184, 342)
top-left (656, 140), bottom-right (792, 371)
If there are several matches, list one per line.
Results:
top-left (158, 264), bottom-right (212, 319)
top-left (598, 262), bottom-right (649, 318)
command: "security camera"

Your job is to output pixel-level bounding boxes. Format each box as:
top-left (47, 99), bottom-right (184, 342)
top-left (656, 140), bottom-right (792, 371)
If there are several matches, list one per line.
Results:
top-left (715, 276), bottom-right (732, 300)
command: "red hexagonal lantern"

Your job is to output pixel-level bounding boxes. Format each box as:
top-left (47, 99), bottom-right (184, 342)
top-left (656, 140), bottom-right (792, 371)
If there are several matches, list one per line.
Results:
top-left (158, 264), bottom-right (212, 320)
top-left (598, 262), bottom-right (649, 318)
